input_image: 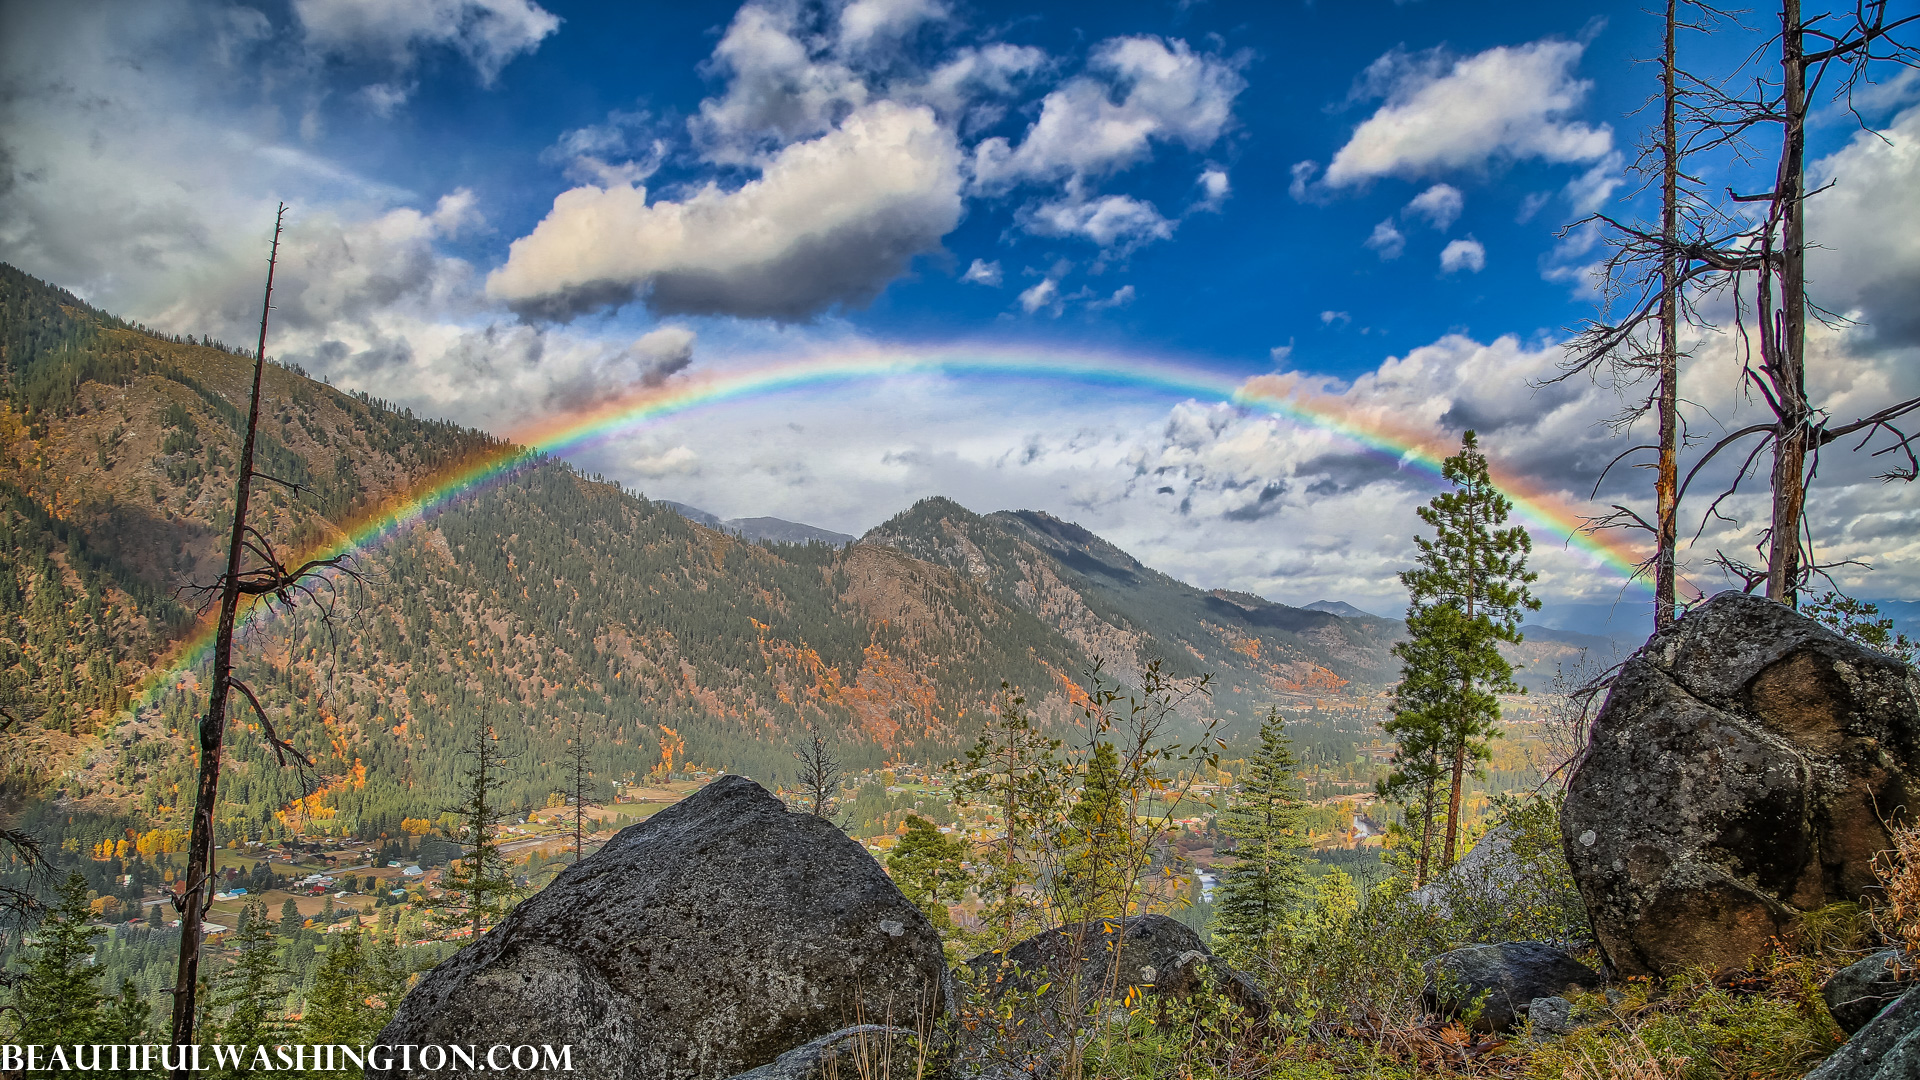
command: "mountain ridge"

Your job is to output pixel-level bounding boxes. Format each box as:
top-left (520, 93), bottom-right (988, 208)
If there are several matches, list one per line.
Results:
top-left (660, 500), bottom-right (855, 546)
top-left (0, 264), bottom-right (1396, 844)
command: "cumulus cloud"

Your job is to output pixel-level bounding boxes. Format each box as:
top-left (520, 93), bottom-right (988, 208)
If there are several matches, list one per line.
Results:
top-left (1365, 219), bottom-right (1406, 260)
top-left (911, 43), bottom-right (1049, 127)
top-left (1024, 194), bottom-right (1175, 250)
top-left (1405, 183), bottom-right (1464, 229)
top-left (293, 0), bottom-right (560, 102)
top-left (1195, 167), bottom-right (1231, 211)
top-left (837, 0), bottom-right (947, 53)
top-left (488, 101), bottom-right (964, 321)
top-left (689, 2), bottom-right (873, 163)
top-left (1325, 39), bottom-right (1612, 186)
top-left (1808, 104), bottom-right (1920, 347)
top-left (961, 258), bottom-right (1003, 286)
top-left (1440, 237), bottom-right (1486, 273)
top-left (970, 36), bottom-right (1245, 191)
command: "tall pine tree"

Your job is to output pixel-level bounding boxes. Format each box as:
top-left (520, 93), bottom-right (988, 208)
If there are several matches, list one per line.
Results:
top-left (1389, 431), bottom-right (1538, 869)
top-left (435, 715), bottom-right (517, 941)
top-left (7, 873), bottom-right (105, 1046)
top-left (1211, 708), bottom-right (1307, 958)
top-left (211, 898), bottom-right (286, 1067)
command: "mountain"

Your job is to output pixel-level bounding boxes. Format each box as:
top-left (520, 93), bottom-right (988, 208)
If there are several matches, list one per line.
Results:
top-left (1304, 599), bottom-right (1381, 619)
top-left (861, 499), bottom-right (1401, 726)
top-left (661, 501), bottom-right (854, 546)
top-left (0, 263), bottom-right (1397, 847)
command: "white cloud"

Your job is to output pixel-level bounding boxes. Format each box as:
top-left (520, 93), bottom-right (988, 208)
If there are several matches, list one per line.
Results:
top-left (293, 0), bottom-right (560, 95)
top-left (1564, 151), bottom-right (1625, 215)
top-left (970, 36), bottom-right (1244, 191)
top-left (911, 43), bottom-right (1049, 125)
top-left (1321, 310), bottom-right (1352, 326)
top-left (488, 101), bottom-right (964, 320)
top-left (1405, 183), bottom-right (1464, 229)
top-left (544, 109), bottom-right (669, 188)
top-left (1024, 194), bottom-right (1175, 250)
top-left (1325, 39), bottom-right (1612, 186)
top-left (1365, 219), bottom-right (1406, 260)
top-left (1017, 277), bottom-right (1061, 315)
top-left (1090, 284), bottom-right (1136, 309)
top-left (837, 0), bottom-right (947, 53)
top-left (1288, 161), bottom-right (1321, 202)
top-left (1195, 167), bottom-right (1231, 211)
top-left (961, 259), bottom-right (1003, 286)
top-left (689, 2), bottom-right (871, 164)
top-left (1808, 104), bottom-right (1920, 347)
top-left (1440, 237), bottom-right (1486, 273)
top-left (1269, 342), bottom-right (1294, 365)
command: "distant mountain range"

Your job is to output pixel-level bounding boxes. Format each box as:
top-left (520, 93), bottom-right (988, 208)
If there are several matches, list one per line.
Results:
top-left (660, 501), bottom-right (855, 546)
top-left (1305, 599), bottom-right (1381, 619)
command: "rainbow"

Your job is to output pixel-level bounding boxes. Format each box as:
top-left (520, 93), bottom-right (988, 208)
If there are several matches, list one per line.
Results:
top-left (128, 343), bottom-right (1656, 710)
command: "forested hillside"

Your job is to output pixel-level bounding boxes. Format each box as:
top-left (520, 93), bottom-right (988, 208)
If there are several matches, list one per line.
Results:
top-left (0, 262), bottom-right (1398, 851)
top-left (864, 500), bottom-right (1400, 722)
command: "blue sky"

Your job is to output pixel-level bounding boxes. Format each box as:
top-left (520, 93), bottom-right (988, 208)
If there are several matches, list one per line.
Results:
top-left (4, 0), bottom-right (1917, 617)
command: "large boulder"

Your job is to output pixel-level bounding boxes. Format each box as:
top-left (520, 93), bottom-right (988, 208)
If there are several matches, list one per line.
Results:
top-left (1806, 985), bottom-right (1920, 1080)
top-left (966, 914), bottom-right (1265, 1016)
top-left (1824, 950), bottom-right (1920, 1036)
top-left (1421, 942), bottom-right (1602, 1032)
top-left (1562, 592), bottom-right (1920, 978)
top-left (370, 776), bottom-right (949, 1080)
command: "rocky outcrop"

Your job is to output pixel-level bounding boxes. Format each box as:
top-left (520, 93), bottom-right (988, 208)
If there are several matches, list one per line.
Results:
top-left (967, 914), bottom-right (1266, 1016)
top-left (370, 776), bottom-right (949, 1080)
top-left (1824, 950), bottom-right (1919, 1036)
top-left (1421, 942), bottom-right (1602, 1032)
top-left (1562, 592), bottom-right (1920, 978)
top-left (1806, 985), bottom-right (1920, 1080)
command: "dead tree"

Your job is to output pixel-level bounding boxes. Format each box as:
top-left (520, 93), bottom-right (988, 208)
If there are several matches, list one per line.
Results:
top-left (1569, 2), bottom-right (1920, 609)
top-left (566, 712), bottom-right (593, 862)
top-left (166, 206), bottom-right (361, 1064)
top-left (1554, 0), bottom-right (1737, 628)
top-left (0, 707), bottom-right (49, 933)
top-left (793, 726), bottom-right (843, 819)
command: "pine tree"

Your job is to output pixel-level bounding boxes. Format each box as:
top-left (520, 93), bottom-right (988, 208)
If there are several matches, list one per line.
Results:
top-left (1380, 606), bottom-right (1469, 885)
top-left (211, 898), bottom-right (285, 1069)
top-left (8, 873), bottom-right (108, 1047)
top-left (1392, 431), bottom-right (1538, 870)
top-left (278, 897), bottom-right (303, 938)
top-left (1211, 708), bottom-right (1307, 957)
top-left (436, 716), bottom-right (516, 941)
top-left (298, 930), bottom-right (402, 1056)
top-left (97, 979), bottom-right (152, 1077)
top-left (888, 815), bottom-right (970, 934)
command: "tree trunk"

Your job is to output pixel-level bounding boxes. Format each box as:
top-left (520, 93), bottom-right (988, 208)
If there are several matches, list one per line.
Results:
top-left (1416, 768), bottom-right (1438, 886)
top-left (1442, 742), bottom-right (1466, 868)
top-left (1767, 0), bottom-right (1810, 605)
top-left (1655, 0), bottom-right (1681, 629)
top-left (169, 207), bottom-right (283, 1070)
